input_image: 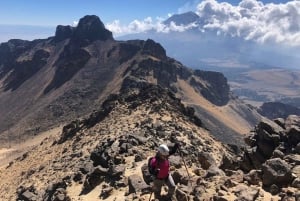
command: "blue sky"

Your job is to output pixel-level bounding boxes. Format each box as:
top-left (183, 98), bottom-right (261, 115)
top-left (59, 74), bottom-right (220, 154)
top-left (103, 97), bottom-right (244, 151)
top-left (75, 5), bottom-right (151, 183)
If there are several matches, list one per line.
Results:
top-left (0, 0), bottom-right (299, 44)
top-left (0, 0), bottom-right (294, 26)
top-left (0, 0), bottom-right (187, 26)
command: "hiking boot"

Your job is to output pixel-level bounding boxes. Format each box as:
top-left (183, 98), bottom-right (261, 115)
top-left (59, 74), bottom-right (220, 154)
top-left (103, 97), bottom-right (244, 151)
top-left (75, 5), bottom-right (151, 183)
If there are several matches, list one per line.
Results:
top-left (166, 195), bottom-right (177, 201)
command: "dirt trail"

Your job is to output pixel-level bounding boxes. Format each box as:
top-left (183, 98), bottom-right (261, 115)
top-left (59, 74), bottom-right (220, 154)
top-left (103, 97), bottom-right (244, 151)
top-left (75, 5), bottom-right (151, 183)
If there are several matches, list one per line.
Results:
top-left (0, 126), bottom-right (62, 168)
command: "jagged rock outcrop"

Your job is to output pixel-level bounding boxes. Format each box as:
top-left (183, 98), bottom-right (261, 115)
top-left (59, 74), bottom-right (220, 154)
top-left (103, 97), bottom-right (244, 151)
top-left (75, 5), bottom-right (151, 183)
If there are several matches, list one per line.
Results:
top-left (72, 15), bottom-right (113, 44)
top-left (241, 115), bottom-right (300, 192)
top-left (142, 39), bottom-right (167, 60)
top-left (53, 15), bottom-right (113, 44)
top-left (53, 25), bottom-right (74, 42)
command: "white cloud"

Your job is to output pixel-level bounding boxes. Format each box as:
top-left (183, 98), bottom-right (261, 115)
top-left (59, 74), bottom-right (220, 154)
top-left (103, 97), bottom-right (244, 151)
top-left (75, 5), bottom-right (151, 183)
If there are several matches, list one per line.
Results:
top-left (195, 0), bottom-right (300, 46)
top-left (106, 16), bottom-right (197, 36)
top-left (106, 0), bottom-right (300, 47)
top-left (106, 17), bottom-right (159, 35)
top-left (73, 21), bottom-right (78, 26)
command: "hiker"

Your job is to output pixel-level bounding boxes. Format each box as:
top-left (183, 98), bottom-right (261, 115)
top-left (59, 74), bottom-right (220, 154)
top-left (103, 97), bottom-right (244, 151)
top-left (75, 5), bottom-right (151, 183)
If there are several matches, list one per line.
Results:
top-left (149, 143), bottom-right (179, 201)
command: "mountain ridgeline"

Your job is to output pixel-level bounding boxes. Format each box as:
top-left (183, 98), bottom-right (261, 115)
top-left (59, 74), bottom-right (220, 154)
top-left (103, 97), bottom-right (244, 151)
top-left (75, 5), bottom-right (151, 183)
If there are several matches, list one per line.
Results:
top-left (0, 15), bottom-right (299, 201)
top-left (0, 15), bottom-right (259, 144)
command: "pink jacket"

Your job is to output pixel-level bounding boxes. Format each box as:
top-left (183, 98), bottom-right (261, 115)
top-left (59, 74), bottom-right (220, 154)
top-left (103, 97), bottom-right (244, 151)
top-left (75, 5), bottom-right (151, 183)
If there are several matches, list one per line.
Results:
top-left (150, 157), bottom-right (170, 179)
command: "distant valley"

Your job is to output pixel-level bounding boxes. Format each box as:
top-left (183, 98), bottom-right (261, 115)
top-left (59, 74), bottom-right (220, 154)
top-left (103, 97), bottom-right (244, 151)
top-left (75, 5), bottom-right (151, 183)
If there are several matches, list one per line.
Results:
top-left (229, 68), bottom-right (300, 107)
top-left (118, 11), bottom-right (300, 110)
top-left (202, 65), bottom-right (300, 108)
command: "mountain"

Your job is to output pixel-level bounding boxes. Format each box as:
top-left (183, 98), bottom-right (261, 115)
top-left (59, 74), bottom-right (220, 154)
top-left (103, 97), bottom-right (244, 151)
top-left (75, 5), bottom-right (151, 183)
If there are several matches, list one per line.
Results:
top-left (0, 15), bottom-right (299, 201)
top-left (258, 102), bottom-right (300, 119)
top-left (0, 72), bottom-right (299, 200)
top-left (0, 15), bottom-right (260, 147)
top-left (163, 11), bottom-right (200, 26)
top-left (118, 12), bottom-right (300, 108)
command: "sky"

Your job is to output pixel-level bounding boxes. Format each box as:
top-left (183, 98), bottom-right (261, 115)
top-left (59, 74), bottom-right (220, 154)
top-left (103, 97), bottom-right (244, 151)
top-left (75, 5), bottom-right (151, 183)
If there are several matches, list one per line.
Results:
top-left (0, 0), bottom-right (299, 47)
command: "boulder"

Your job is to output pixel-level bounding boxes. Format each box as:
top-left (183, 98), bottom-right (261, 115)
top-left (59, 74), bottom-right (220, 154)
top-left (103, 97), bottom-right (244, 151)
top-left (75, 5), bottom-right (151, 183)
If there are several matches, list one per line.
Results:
top-left (100, 187), bottom-right (114, 199)
top-left (244, 170), bottom-right (262, 185)
top-left (82, 166), bottom-right (107, 193)
top-left (128, 174), bottom-right (149, 194)
top-left (109, 164), bottom-right (125, 178)
top-left (51, 188), bottom-right (71, 201)
top-left (287, 126), bottom-right (300, 146)
top-left (205, 165), bottom-right (225, 178)
top-left (19, 190), bottom-right (38, 201)
top-left (284, 155), bottom-right (300, 165)
top-left (172, 169), bottom-right (188, 185)
top-left (291, 165), bottom-right (300, 178)
top-left (169, 155), bottom-right (182, 168)
top-left (141, 163), bottom-right (152, 185)
top-left (198, 151), bottom-right (216, 170)
top-left (262, 158), bottom-right (293, 187)
top-left (233, 184), bottom-right (260, 201)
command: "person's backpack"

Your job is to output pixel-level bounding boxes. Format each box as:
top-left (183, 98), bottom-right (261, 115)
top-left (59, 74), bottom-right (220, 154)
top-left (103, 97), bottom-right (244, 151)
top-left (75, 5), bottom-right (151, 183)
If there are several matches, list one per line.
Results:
top-left (148, 156), bottom-right (157, 175)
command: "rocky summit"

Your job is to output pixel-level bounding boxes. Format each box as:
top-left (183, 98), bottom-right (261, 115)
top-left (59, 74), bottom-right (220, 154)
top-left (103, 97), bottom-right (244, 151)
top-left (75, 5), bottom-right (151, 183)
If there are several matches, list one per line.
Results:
top-left (0, 15), bottom-right (298, 200)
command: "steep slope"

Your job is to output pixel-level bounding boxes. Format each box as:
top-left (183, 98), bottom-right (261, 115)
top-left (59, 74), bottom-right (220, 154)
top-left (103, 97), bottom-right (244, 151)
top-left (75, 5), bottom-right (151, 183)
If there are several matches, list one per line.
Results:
top-left (0, 81), bottom-right (299, 200)
top-left (175, 78), bottom-right (260, 144)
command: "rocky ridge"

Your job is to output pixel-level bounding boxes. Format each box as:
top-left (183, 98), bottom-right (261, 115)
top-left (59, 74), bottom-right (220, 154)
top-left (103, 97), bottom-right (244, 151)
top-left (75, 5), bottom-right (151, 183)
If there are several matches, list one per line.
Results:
top-left (0, 79), bottom-right (299, 200)
top-left (0, 15), bottom-right (259, 146)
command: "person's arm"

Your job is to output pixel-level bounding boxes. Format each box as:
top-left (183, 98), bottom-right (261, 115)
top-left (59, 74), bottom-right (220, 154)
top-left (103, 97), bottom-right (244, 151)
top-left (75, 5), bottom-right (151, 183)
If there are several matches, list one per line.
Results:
top-left (168, 143), bottom-right (180, 155)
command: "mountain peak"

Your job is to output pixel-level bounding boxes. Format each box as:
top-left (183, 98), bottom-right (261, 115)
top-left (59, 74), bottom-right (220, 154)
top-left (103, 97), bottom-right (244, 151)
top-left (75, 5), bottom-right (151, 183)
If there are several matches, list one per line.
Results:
top-left (164, 11), bottom-right (200, 25)
top-left (73, 15), bottom-right (113, 42)
top-left (53, 15), bottom-right (113, 43)
top-left (142, 39), bottom-right (166, 60)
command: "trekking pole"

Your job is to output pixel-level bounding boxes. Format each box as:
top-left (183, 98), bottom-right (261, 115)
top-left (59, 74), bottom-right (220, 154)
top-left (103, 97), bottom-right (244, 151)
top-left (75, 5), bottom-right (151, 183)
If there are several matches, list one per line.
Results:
top-left (178, 147), bottom-right (191, 178)
top-left (148, 191), bottom-right (153, 201)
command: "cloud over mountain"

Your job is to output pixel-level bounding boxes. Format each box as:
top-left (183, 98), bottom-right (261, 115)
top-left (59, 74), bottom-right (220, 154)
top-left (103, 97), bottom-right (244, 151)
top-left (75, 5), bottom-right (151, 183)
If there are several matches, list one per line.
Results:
top-left (106, 16), bottom-right (198, 35)
top-left (196, 0), bottom-right (300, 46)
top-left (107, 0), bottom-right (300, 47)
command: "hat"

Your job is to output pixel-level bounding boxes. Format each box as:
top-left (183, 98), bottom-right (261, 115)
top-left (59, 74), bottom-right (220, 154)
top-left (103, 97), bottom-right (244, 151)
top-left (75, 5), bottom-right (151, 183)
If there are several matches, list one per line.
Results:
top-left (158, 144), bottom-right (169, 156)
